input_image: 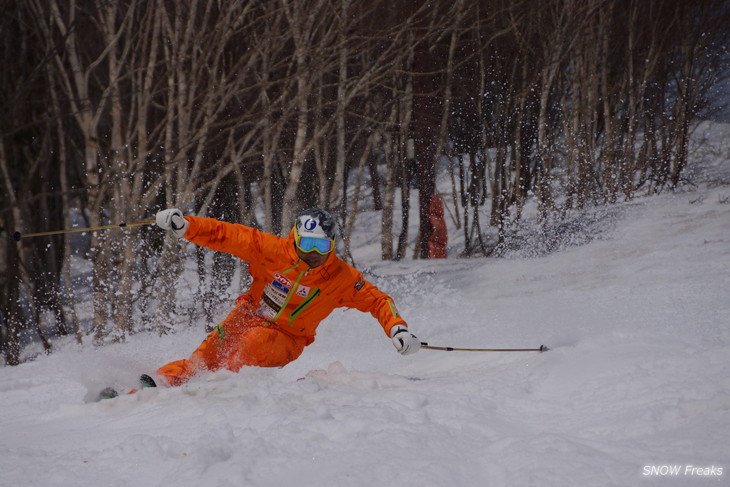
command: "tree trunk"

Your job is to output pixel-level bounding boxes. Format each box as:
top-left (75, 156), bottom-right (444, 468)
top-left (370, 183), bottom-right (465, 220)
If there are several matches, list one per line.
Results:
top-left (412, 36), bottom-right (437, 259)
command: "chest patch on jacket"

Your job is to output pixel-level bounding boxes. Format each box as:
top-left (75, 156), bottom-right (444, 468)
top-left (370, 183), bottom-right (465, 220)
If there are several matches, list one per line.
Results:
top-left (274, 273), bottom-right (292, 287)
top-left (258, 278), bottom-right (290, 319)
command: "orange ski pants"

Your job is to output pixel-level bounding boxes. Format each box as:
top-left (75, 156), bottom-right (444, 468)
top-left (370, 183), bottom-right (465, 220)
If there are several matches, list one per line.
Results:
top-left (156, 300), bottom-right (308, 386)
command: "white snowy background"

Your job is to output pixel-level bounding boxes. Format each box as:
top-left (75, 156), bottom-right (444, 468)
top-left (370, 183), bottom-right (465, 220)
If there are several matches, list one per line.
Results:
top-left (1, 121), bottom-right (729, 487)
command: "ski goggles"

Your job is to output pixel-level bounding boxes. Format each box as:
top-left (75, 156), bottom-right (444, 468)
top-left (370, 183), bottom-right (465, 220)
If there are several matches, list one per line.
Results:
top-left (294, 227), bottom-right (334, 255)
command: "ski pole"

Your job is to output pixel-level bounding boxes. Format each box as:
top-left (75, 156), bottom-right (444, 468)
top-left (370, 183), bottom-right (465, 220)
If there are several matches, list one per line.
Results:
top-left (421, 342), bottom-right (549, 353)
top-left (12, 220), bottom-right (156, 241)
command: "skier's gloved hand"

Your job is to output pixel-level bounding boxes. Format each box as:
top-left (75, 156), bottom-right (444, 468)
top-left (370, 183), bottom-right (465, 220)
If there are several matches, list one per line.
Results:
top-left (156, 208), bottom-right (189, 238)
top-left (390, 324), bottom-right (420, 355)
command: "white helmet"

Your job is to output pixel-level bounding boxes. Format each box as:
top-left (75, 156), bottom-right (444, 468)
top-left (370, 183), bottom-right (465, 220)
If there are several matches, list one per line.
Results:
top-left (295, 208), bottom-right (336, 240)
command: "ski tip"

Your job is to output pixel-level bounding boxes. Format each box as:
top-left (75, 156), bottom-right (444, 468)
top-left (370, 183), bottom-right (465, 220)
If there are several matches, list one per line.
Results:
top-left (539, 345), bottom-right (550, 353)
top-left (140, 374), bottom-right (157, 388)
top-left (98, 387), bottom-right (119, 401)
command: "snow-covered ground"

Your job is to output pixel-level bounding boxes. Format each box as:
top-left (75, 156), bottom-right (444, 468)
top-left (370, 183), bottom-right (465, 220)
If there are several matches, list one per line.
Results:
top-left (1, 122), bottom-right (729, 487)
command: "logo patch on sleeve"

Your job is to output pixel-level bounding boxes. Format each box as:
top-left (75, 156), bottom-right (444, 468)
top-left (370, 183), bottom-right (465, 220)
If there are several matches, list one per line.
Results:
top-left (354, 277), bottom-right (365, 291)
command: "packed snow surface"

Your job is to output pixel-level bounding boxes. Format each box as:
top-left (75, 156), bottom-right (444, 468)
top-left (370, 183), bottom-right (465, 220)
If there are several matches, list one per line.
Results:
top-left (1, 123), bottom-right (729, 486)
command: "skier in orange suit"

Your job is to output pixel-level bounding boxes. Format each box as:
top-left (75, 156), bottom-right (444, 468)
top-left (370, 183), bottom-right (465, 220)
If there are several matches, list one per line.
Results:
top-left (153, 207), bottom-right (420, 386)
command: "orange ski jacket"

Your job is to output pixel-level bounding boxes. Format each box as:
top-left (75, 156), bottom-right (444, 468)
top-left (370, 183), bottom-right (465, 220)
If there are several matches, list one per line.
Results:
top-left (183, 216), bottom-right (408, 343)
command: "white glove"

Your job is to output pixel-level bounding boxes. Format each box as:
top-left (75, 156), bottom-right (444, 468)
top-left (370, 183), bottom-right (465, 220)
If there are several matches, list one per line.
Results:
top-left (156, 208), bottom-right (189, 237)
top-left (390, 324), bottom-right (420, 355)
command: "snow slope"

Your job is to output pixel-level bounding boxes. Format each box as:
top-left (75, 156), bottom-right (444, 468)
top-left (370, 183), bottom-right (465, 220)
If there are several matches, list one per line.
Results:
top-left (1, 122), bottom-right (729, 487)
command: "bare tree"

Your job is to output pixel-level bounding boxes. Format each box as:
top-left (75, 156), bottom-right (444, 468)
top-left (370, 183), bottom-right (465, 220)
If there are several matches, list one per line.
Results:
top-left (4, 0), bottom-right (728, 360)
